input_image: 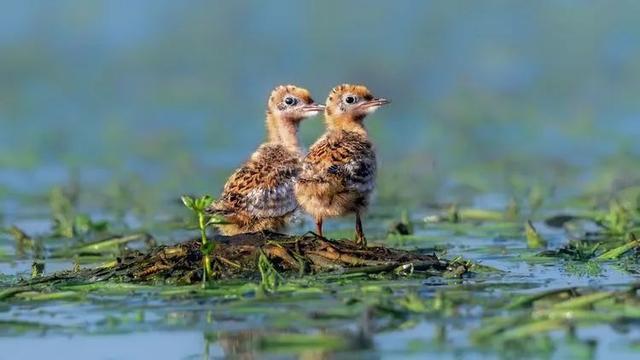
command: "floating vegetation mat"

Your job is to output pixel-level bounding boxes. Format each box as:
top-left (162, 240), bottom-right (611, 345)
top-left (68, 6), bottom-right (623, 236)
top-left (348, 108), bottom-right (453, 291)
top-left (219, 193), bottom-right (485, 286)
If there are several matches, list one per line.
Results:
top-left (3, 232), bottom-right (452, 288)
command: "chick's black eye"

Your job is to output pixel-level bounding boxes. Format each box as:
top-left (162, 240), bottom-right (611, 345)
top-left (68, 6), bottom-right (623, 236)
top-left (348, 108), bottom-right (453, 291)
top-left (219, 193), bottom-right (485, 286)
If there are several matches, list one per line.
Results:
top-left (345, 96), bottom-right (356, 104)
top-left (284, 97), bottom-right (297, 106)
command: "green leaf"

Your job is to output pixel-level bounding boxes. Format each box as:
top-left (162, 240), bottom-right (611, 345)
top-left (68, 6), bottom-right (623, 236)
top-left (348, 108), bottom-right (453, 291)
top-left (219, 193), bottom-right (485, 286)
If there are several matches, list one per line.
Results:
top-left (181, 195), bottom-right (195, 210)
top-left (55, 233), bottom-right (150, 255)
top-left (195, 195), bottom-right (214, 211)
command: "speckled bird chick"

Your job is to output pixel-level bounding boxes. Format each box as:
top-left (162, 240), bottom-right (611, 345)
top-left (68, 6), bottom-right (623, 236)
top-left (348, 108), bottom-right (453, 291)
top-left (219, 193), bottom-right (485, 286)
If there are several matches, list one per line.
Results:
top-left (207, 85), bottom-right (325, 235)
top-left (295, 84), bottom-right (389, 246)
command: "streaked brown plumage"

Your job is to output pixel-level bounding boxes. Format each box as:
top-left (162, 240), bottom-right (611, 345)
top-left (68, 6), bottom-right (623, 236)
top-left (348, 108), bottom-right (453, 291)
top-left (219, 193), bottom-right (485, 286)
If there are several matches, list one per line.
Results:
top-left (295, 84), bottom-right (390, 246)
top-left (207, 85), bottom-right (324, 235)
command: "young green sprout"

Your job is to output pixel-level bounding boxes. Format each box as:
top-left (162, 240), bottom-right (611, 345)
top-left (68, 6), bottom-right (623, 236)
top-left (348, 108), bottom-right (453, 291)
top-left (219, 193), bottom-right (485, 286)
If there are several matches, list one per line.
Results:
top-left (181, 195), bottom-right (215, 286)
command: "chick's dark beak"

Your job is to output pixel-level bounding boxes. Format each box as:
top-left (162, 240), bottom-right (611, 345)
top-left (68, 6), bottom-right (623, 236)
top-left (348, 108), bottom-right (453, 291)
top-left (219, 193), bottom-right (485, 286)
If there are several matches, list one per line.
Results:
top-left (367, 98), bottom-right (391, 107)
top-left (302, 103), bottom-right (326, 112)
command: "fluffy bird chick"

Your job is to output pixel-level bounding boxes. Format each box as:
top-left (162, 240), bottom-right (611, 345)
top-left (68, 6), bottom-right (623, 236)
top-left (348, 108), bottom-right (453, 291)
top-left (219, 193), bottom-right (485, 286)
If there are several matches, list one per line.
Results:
top-left (207, 85), bottom-right (325, 235)
top-left (295, 84), bottom-right (389, 246)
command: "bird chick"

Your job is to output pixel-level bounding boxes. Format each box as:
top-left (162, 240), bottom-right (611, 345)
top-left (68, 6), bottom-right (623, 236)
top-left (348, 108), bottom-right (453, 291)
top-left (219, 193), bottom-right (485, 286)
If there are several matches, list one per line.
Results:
top-left (208, 85), bottom-right (325, 235)
top-left (295, 84), bottom-right (389, 246)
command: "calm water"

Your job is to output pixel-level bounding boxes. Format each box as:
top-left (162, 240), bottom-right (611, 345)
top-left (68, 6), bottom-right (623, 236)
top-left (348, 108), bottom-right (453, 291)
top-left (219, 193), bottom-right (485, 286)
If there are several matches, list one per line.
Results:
top-left (2, 2), bottom-right (640, 359)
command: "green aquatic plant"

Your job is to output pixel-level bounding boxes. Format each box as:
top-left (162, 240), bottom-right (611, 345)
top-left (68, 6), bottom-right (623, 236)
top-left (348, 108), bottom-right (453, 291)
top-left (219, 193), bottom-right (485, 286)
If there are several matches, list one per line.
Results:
top-left (568, 241), bottom-right (601, 261)
top-left (505, 197), bottom-right (519, 221)
top-left (527, 184), bottom-right (545, 216)
top-left (473, 284), bottom-right (640, 349)
top-left (597, 200), bottom-right (632, 236)
top-left (390, 291), bottom-right (457, 316)
top-left (596, 232), bottom-right (640, 260)
top-left (525, 220), bottom-right (547, 249)
top-left (49, 186), bottom-right (76, 238)
top-left (258, 251), bottom-right (283, 293)
top-left (7, 225), bottom-right (45, 262)
top-left (72, 214), bottom-right (108, 236)
top-left (257, 332), bottom-right (350, 353)
top-left (445, 256), bottom-right (499, 275)
top-left (49, 186), bottom-right (108, 239)
top-left (8, 225), bottom-right (33, 256)
top-left (447, 204), bottom-right (460, 223)
top-left (181, 194), bottom-right (215, 287)
top-left (388, 209), bottom-right (414, 235)
top-left (31, 261), bottom-right (44, 278)
top-left (538, 241), bottom-right (600, 261)
top-left (538, 231), bottom-right (640, 264)
top-left (53, 233), bottom-right (152, 257)
top-left (564, 260), bottom-right (603, 277)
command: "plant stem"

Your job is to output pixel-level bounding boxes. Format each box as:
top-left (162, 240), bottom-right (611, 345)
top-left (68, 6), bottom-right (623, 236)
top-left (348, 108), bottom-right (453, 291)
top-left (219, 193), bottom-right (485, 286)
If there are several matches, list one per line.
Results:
top-left (198, 213), bottom-right (211, 287)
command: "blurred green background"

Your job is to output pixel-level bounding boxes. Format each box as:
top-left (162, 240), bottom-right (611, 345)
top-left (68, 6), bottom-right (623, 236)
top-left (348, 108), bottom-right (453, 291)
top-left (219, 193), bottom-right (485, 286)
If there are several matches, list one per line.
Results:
top-left (1, 0), bottom-right (640, 214)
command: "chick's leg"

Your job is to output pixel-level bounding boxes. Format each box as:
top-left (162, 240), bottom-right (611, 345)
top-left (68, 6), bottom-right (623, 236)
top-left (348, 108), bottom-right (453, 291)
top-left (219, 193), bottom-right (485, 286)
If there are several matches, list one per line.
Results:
top-left (355, 211), bottom-right (367, 247)
top-left (315, 217), bottom-right (324, 238)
